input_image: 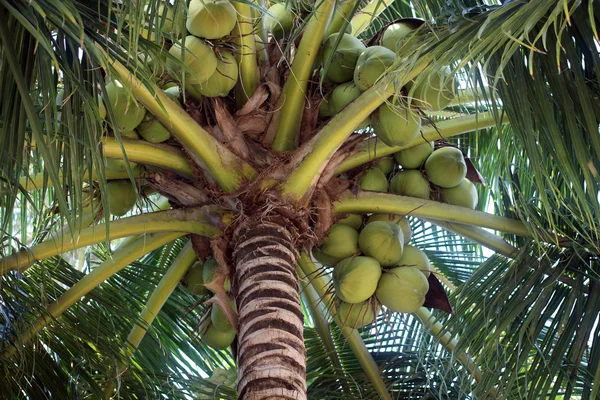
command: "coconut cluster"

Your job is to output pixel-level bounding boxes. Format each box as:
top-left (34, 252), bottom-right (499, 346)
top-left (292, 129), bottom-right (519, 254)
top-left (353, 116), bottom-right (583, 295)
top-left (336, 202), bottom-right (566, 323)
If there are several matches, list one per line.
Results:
top-left (314, 212), bottom-right (432, 329)
top-left (355, 138), bottom-right (479, 210)
top-left (181, 257), bottom-right (236, 350)
top-left (317, 20), bottom-right (457, 141)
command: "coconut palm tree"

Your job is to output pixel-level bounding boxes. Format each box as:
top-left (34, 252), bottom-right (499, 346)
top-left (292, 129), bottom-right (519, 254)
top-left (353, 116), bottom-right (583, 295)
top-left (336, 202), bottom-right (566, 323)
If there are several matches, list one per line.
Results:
top-left (0, 0), bottom-right (598, 398)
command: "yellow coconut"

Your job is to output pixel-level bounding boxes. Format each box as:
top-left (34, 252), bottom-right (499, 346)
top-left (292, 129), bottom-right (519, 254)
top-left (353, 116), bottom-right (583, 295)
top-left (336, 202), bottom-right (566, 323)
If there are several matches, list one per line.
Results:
top-left (104, 80), bottom-right (147, 131)
top-left (393, 141), bottom-right (434, 169)
top-left (182, 261), bottom-right (210, 295)
top-left (336, 299), bottom-right (380, 329)
top-left (366, 214), bottom-right (412, 244)
top-left (314, 224), bottom-right (360, 265)
top-left (359, 168), bottom-right (388, 192)
top-left (424, 147), bottom-right (467, 188)
top-left (333, 256), bottom-right (382, 304)
top-left (211, 299), bottom-right (237, 332)
top-left (376, 266), bottom-right (429, 313)
top-left (442, 178), bottom-right (478, 209)
top-left (187, 0), bottom-right (237, 39)
top-left (353, 46), bottom-right (396, 91)
top-left (406, 68), bottom-right (456, 111)
top-left (358, 221), bottom-right (404, 266)
top-left (372, 102), bottom-right (421, 147)
top-left (201, 322), bottom-right (236, 350)
top-left (167, 37), bottom-right (218, 85)
top-left (322, 33), bottom-right (366, 83)
top-left (191, 51), bottom-right (238, 98)
top-left (203, 258), bottom-right (231, 293)
top-left (337, 214), bottom-right (363, 230)
top-left (381, 22), bottom-right (417, 53)
top-left (396, 245), bottom-right (431, 276)
top-left (137, 114), bottom-right (171, 143)
top-left (106, 180), bottom-right (137, 217)
top-left (389, 170), bottom-right (430, 199)
top-left (263, 3), bottom-right (295, 39)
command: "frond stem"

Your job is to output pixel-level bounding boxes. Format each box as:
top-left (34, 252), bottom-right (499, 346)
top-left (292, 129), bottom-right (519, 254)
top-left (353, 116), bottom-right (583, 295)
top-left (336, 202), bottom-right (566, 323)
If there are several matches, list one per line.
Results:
top-left (0, 207), bottom-right (228, 275)
top-left (334, 191), bottom-right (530, 237)
top-left (271, 0), bottom-right (336, 151)
top-left (3, 232), bottom-right (183, 361)
top-left (103, 240), bottom-right (197, 398)
top-left (233, 2), bottom-right (260, 107)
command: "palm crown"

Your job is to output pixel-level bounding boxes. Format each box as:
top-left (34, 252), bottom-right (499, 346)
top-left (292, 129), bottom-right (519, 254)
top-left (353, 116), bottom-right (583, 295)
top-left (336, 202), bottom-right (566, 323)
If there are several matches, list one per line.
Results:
top-left (0, 0), bottom-right (598, 399)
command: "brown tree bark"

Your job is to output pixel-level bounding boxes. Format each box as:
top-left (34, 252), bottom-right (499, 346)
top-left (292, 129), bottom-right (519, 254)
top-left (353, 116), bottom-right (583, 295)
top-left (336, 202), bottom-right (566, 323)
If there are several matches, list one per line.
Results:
top-left (232, 218), bottom-right (307, 400)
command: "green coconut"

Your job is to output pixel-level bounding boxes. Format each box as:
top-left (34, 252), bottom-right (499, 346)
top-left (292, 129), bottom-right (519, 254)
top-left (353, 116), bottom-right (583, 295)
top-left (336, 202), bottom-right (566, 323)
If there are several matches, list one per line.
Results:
top-left (424, 147), bottom-right (467, 188)
top-left (191, 51), bottom-right (239, 98)
top-left (106, 180), bottom-right (137, 217)
top-left (381, 22), bottom-right (416, 52)
top-left (330, 81), bottom-right (361, 113)
top-left (187, 0), bottom-right (237, 39)
top-left (359, 168), bottom-right (388, 192)
top-left (396, 245), bottom-right (431, 276)
top-left (353, 46), bottom-right (396, 91)
top-left (167, 37), bottom-right (218, 85)
top-left (337, 214), bottom-right (363, 230)
top-left (182, 261), bottom-right (210, 295)
top-left (376, 266), bottom-right (429, 313)
top-left (358, 221), bottom-right (404, 266)
top-left (442, 178), bottom-right (478, 209)
top-left (211, 299), bottom-right (237, 332)
top-left (254, 34), bottom-right (268, 63)
top-left (98, 96), bottom-right (106, 119)
top-left (322, 33), bottom-right (366, 83)
top-left (311, 249), bottom-right (339, 266)
top-left (372, 102), bottom-right (421, 147)
top-left (390, 170), bottom-right (430, 199)
top-left (120, 130), bottom-right (140, 140)
top-left (137, 114), bottom-right (171, 143)
top-left (333, 256), bottom-right (382, 304)
top-left (145, 2), bottom-right (185, 36)
top-left (201, 322), bottom-right (236, 350)
top-left (393, 141), bottom-right (434, 169)
top-left (318, 92), bottom-right (333, 118)
top-left (163, 86), bottom-right (181, 102)
top-left (263, 3), bottom-right (295, 39)
top-left (406, 68), bottom-right (456, 111)
top-left (366, 214), bottom-right (412, 244)
top-left (336, 299), bottom-right (379, 329)
top-left (314, 224), bottom-right (360, 265)
top-left (375, 157), bottom-right (395, 175)
top-left (203, 258), bottom-right (231, 293)
top-left (104, 80), bottom-right (147, 131)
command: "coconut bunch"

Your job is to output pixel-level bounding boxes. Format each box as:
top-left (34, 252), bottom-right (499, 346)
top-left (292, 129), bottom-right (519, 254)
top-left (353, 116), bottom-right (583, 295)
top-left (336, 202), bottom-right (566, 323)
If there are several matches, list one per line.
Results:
top-left (391, 143), bottom-right (480, 209)
top-left (181, 258), bottom-right (237, 350)
top-left (313, 213), bottom-right (433, 329)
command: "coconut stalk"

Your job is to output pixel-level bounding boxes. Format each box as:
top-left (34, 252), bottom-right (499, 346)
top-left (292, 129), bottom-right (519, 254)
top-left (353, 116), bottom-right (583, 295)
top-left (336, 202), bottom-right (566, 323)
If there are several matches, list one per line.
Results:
top-left (271, 0), bottom-right (336, 151)
top-left (281, 62), bottom-right (428, 203)
top-left (103, 241), bottom-right (197, 398)
top-left (299, 277), bottom-right (350, 394)
top-left (3, 232), bottom-right (183, 360)
top-left (20, 169), bottom-right (136, 191)
top-left (351, 0), bottom-right (394, 37)
top-left (0, 207), bottom-right (228, 275)
top-left (334, 191), bottom-right (530, 237)
top-left (424, 218), bottom-right (519, 258)
top-left (103, 137), bottom-right (194, 178)
top-left (232, 2), bottom-right (260, 106)
top-left (337, 112), bottom-right (504, 173)
top-left (101, 50), bottom-right (256, 191)
top-left (297, 252), bottom-right (392, 400)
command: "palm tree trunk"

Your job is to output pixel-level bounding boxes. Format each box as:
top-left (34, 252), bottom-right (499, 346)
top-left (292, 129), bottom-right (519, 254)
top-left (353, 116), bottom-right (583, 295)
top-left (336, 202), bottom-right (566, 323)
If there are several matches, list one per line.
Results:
top-left (232, 218), bottom-right (307, 400)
